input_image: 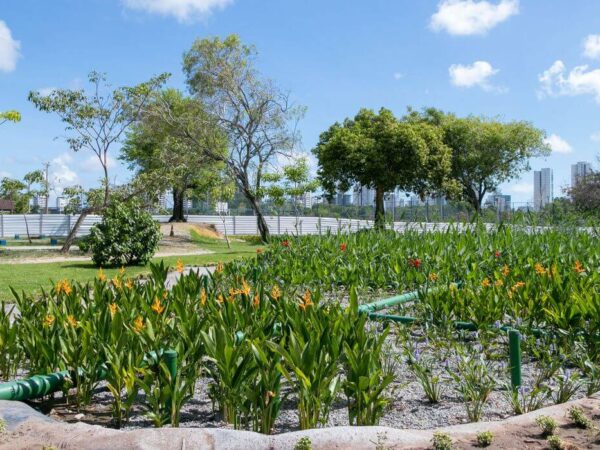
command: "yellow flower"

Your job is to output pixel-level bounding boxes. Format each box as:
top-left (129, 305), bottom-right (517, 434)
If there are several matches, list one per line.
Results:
top-left (162, 291), bottom-right (168, 300)
top-left (215, 262), bottom-right (224, 274)
top-left (125, 279), bottom-right (134, 290)
top-left (252, 293), bottom-right (260, 309)
top-left (428, 272), bottom-right (438, 282)
top-left (511, 281), bottom-right (525, 292)
top-left (481, 278), bottom-right (492, 288)
top-left (502, 265), bottom-right (510, 277)
top-left (299, 290), bottom-right (314, 311)
top-left (176, 259), bottom-right (184, 274)
top-left (55, 280), bottom-right (72, 295)
top-left (271, 285), bottom-right (281, 300)
top-left (109, 303), bottom-right (117, 318)
top-left (241, 280), bottom-right (251, 296)
top-left (200, 289), bottom-right (207, 306)
top-left (151, 297), bottom-right (165, 314)
top-left (217, 294), bottom-right (225, 304)
top-left (67, 315), bottom-right (78, 327)
top-left (550, 264), bottom-right (558, 277)
top-left (97, 268), bottom-right (107, 282)
top-left (534, 263), bottom-right (546, 275)
top-left (119, 266), bottom-right (126, 276)
top-left (495, 279), bottom-right (504, 287)
top-left (133, 316), bottom-right (144, 333)
top-left (43, 314), bottom-right (55, 328)
top-left (111, 277), bottom-right (122, 289)
top-left (574, 261), bottom-right (585, 274)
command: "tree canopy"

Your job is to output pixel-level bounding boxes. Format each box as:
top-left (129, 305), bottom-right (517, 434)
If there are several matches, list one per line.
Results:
top-left (313, 108), bottom-right (454, 227)
top-left (0, 110), bottom-right (20, 126)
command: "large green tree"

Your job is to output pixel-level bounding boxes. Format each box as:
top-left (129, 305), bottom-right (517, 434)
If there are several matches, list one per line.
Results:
top-left (313, 108), bottom-right (454, 227)
top-left (409, 109), bottom-right (550, 212)
top-left (28, 71), bottom-right (168, 251)
top-left (122, 89), bottom-right (227, 222)
top-left (179, 35), bottom-right (304, 242)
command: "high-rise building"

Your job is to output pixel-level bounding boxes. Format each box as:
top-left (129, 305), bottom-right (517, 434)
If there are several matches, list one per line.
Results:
top-left (533, 168), bottom-right (553, 211)
top-left (32, 195), bottom-right (47, 210)
top-left (353, 185), bottom-right (375, 207)
top-left (571, 161), bottom-right (593, 187)
top-left (486, 193), bottom-right (512, 212)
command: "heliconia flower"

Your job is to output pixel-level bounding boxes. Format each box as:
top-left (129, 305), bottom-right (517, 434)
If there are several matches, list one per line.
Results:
top-left (125, 279), bottom-right (134, 290)
top-left (428, 272), bottom-right (438, 282)
top-left (256, 248), bottom-right (263, 254)
top-left (215, 262), bottom-right (224, 274)
top-left (176, 259), bottom-right (185, 274)
top-left (534, 263), bottom-right (546, 275)
top-left (481, 278), bottom-right (492, 288)
top-left (408, 258), bottom-right (421, 268)
top-left (241, 280), bottom-right (251, 296)
top-left (55, 279), bottom-right (72, 295)
top-left (217, 294), bottom-right (224, 304)
top-left (252, 293), bottom-right (260, 309)
top-left (573, 261), bottom-right (585, 274)
top-left (119, 266), bottom-right (126, 276)
top-left (151, 297), bottom-right (165, 314)
top-left (43, 314), bottom-right (55, 328)
top-left (299, 290), bottom-right (313, 311)
top-left (133, 316), bottom-right (144, 333)
top-left (271, 285), bottom-right (281, 300)
top-left (502, 265), bottom-right (510, 277)
top-left (200, 289), bottom-right (207, 306)
top-left (340, 243), bottom-right (347, 251)
top-left (495, 279), bottom-right (504, 287)
top-left (97, 268), bottom-right (107, 282)
top-left (495, 251), bottom-right (501, 258)
top-left (109, 303), bottom-right (117, 317)
top-left (111, 277), bottom-right (122, 289)
top-left (282, 240), bottom-right (290, 247)
top-left (67, 315), bottom-right (78, 327)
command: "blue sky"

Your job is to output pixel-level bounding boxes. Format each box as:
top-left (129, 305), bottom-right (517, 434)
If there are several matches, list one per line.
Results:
top-left (1, 0), bottom-right (599, 205)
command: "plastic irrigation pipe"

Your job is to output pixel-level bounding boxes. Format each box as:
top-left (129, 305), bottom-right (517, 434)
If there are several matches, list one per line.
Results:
top-left (357, 283), bottom-right (460, 314)
top-left (0, 349), bottom-right (177, 402)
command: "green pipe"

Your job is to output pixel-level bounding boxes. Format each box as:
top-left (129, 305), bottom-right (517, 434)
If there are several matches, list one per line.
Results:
top-left (358, 283), bottom-right (459, 314)
top-left (508, 329), bottom-right (522, 389)
top-left (0, 349), bottom-right (177, 402)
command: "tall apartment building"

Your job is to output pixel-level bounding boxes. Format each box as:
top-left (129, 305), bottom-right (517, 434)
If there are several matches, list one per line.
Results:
top-left (571, 161), bottom-right (593, 187)
top-left (353, 185), bottom-right (376, 207)
top-left (533, 168), bottom-right (553, 211)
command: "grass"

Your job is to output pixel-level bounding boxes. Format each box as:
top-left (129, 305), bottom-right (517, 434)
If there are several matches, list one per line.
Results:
top-left (0, 233), bottom-right (262, 301)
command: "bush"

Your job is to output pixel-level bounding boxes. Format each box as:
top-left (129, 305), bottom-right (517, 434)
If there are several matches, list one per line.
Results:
top-left (567, 406), bottom-right (592, 429)
top-left (476, 431), bottom-right (493, 447)
top-left (432, 432), bottom-right (453, 450)
top-left (536, 415), bottom-right (558, 436)
top-left (88, 200), bottom-right (161, 266)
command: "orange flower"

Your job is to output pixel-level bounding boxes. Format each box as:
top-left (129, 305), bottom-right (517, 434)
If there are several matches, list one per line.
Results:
top-left (574, 261), bottom-right (585, 274)
top-left (119, 266), bottom-right (126, 276)
top-left (299, 290), bottom-right (314, 311)
top-left (111, 277), bottom-right (122, 289)
top-left (481, 278), bottom-right (491, 288)
top-left (43, 314), bottom-right (55, 328)
top-left (109, 302), bottom-right (117, 317)
top-left (133, 316), bottom-right (144, 333)
top-left (241, 280), bottom-right (251, 296)
top-left (55, 279), bottom-right (72, 295)
top-left (550, 264), bottom-right (558, 277)
top-left (511, 281), bottom-right (525, 292)
top-left (215, 262), bottom-right (224, 274)
top-left (428, 272), bottom-right (438, 282)
top-left (495, 279), bottom-right (504, 287)
top-left (67, 315), bottom-right (78, 327)
top-left (256, 248), bottom-right (263, 254)
top-left (534, 263), bottom-right (546, 275)
top-left (502, 265), bottom-right (510, 277)
top-left (176, 259), bottom-right (184, 274)
top-left (252, 293), bottom-right (260, 309)
top-left (200, 289), bottom-right (207, 306)
top-left (97, 268), bottom-right (107, 282)
top-left (217, 294), bottom-right (225, 304)
top-left (125, 279), bottom-right (134, 290)
top-left (340, 243), bottom-right (347, 252)
top-left (151, 297), bottom-right (165, 314)
top-left (271, 285), bottom-right (281, 301)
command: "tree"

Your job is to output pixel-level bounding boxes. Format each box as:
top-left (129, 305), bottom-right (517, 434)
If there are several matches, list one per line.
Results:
top-left (0, 110), bottom-right (20, 126)
top-left (313, 108), bottom-right (454, 228)
top-left (0, 171), bottom-right (45, 242)
top-left (263, 157), bottom-right (319, 232)
top-left (179, 35), bottom-right (304, 242)
top-left (122, 89), bottom-right (227, 222)
top-left (409, 109), bottom-right (550, 212)
top-left (28, 71), bottom-right (168, 251)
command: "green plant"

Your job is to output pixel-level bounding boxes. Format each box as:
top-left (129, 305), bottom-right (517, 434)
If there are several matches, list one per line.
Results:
top-left (546, 435), bottom-right (565, 450)
top-left (504, 383), bottom-right (550, 415)
top-left (294, 436), bottom-right (313, 450)
top-left (476, 430), bottom-right (493, 447)
top-left (432, 431), bottom-right (453, 450)
top-left (0, 418), bottom-right (6, 433)
top-left (567, 406), bottom-right (592, 429)
top-left (87, 200), bottom-right (161, 266)
top-left (406, 347), bottom-right (443, 404)
top-left (552, 369), bottom-right (582, 404)
top-left (535, 415), bottom-right (558, 436)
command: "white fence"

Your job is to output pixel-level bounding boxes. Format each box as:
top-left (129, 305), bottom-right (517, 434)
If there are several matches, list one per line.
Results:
top-left (0, 214), bottom-right (481, 238)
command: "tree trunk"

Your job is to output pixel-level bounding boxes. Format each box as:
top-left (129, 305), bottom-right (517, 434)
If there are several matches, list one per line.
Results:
top-left (61, 210), bottom-right (89, 253)
top-left (374, 186), bottom-right (385, 229)
top-left (245, 192), bottom-right (270, 243)
top-left (169, 189), bottom-right (186, 222)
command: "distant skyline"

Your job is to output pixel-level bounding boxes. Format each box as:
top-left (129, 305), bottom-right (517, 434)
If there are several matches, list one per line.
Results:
top-left (1, 0), bottom-right (599, 204)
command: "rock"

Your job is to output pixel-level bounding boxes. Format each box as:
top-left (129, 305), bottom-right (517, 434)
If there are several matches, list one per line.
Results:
top-left (74, 413), bottom-right (85, 420)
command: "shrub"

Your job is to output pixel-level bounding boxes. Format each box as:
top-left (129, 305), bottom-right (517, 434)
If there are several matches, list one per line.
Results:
top-left (546, 435), bottom-right (565, 450)
top-left (567, 406), bottom-right (592, 429)
top-left (535, 415), bottom-right (558, 436)
top-left (294, 437), bottom-right (312, 450)
top-left (476, 430), bottom-right (493, 447)
top-left (87, 200), bottom-right (161, 266)
top-left (432, 432), bottom-right (453, 450)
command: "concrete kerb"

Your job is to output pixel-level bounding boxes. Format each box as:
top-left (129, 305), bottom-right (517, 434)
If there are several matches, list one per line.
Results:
top-left (1, 394), bottom-right (599, 449)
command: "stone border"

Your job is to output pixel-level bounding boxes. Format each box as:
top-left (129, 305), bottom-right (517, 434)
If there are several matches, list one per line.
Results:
top-left (1, 395), bottom-right (599, 449)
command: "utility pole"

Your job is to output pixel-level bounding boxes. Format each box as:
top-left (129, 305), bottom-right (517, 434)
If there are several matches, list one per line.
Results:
top-left (42, 162), bottom-right (50, 215)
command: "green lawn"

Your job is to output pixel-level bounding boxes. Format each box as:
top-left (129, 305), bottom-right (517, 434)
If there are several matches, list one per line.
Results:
top-left (0, 235), bottom-right (261, 301)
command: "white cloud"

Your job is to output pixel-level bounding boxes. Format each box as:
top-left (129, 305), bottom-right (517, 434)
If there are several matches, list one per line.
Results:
top-left (79, 154), bottom-right (116, 173)
top-left (0, 20), bottom-right (20, 73)
top-left (543, 134), bottom-right (573, 154)
top-left (36, 87), bottom-right (56, 96)
top-left (449, 60), bottom-right (504, 91)
top-left (0, 170), bottom-right (11, 179)
top-left (507, 182), bottom-right (533, 194)
top-left (122, 0), bottom-right (233, 22)
top-left (538, 60), bottom-right (600, 103)
top-left (591, 131), bottom-right (600, 142)
top-left (430, 0), bottom-right (519, 36)
top-left (583, 34), bottom-right (600, 60)
top-left (51, 153), bottom-right (78, 188)
top-left (393, 72), bottom-right (404, 80)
